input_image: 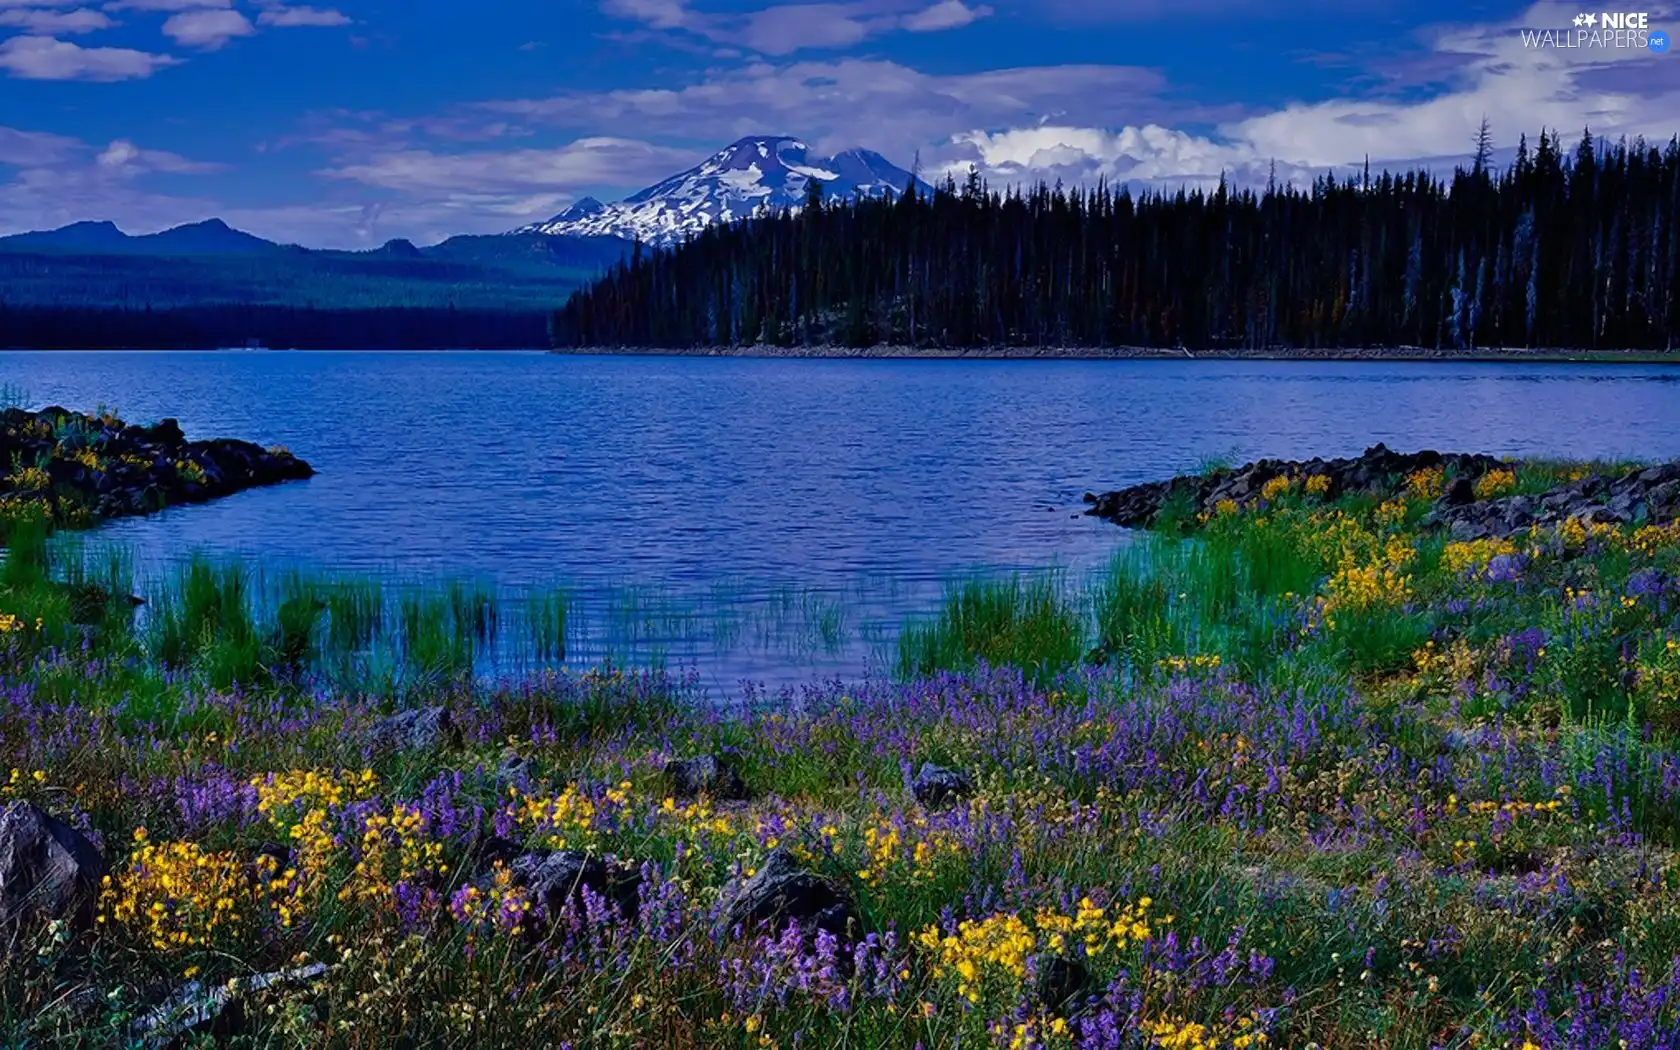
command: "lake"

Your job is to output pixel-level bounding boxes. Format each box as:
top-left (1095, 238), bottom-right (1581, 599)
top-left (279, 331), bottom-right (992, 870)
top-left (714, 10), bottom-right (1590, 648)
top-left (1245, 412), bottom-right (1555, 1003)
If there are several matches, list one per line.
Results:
top-left (6, 350), bottom-right (1680, 692)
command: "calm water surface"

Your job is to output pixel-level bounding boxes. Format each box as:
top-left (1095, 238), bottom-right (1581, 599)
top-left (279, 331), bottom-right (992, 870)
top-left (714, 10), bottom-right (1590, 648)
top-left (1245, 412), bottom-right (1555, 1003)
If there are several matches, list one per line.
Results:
top-left (5, 351), bottom-right (1680, 690)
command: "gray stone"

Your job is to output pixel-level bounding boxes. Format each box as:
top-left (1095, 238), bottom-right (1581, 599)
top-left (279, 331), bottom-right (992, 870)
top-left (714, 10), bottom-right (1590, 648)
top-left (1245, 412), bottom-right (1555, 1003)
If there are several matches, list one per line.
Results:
top-left (1033, 954), bottom-right (1090, 1010)
top-left (0, 800), bottom-right (106, 933)
top-left (910, 763), bottom-right (974, 809)
top-left (369, 706), bottom-right (458, 753)
top-left (664, 754), bottom-right (747, 801)
top-left (722, 847), bottom-right (851, 939)
top-left (507, 849), bottom-right (642, 922)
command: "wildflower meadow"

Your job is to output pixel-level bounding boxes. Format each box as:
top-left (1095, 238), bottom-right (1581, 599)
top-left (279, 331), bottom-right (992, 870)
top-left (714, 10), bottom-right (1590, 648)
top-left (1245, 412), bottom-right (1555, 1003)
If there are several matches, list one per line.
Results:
top-left (4, 449), bottom-right (1680, 1049)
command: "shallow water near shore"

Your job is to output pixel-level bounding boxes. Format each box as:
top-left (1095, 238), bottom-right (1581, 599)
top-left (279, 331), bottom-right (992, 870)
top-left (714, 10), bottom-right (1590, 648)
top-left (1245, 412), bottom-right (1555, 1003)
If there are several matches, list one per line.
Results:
top-left (6, 349), bottom-right (1680, 691)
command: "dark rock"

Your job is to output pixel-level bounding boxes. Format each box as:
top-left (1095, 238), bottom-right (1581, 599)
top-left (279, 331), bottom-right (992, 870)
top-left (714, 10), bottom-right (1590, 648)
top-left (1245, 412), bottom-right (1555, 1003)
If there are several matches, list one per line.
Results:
top-left (465, 834), bottom-right (522, 876)
top-left (506, 849), bottom-right (642, 922)
top-left (1605, 490), bottom-right (1644, 522)
top-left (0, 800), bottom-right (106, 932)
top-left (910, 763), bottom-right (974, 809)
top-left (59, 581), bottom-right (144, 625)
top-left (133, 418), bottom-right (185, 446)
top-left (1570, 505), bottom-right (1622, 526)
top-left (0, 406), bottom-right (313, 531)
top-left (664, 754), bottom-right (747, 801)
top-left (368, 706), bottom-right (458, 753)
top-left (494, 750), bottom-right (531, 789)
top-left (1033, 954), bottom-right (1090, 1010)
top-left (1441, 476), bottom-right (1476, 507)
top-left (247, 842), bottom-right (294, 888)
top-left (722, 847), bottom-right (852, 940)
top-left (1392, 457), bottom-right (1680, 542)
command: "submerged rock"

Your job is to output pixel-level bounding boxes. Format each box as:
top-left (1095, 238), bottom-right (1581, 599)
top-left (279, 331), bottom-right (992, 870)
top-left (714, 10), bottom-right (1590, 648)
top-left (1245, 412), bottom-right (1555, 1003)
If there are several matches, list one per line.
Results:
top-left (910, 763), bottom-right (974, 809)
top-left (0, 800), bottom-right (106, 933)
top-left (721, 847), bottom-right (852, 940)
top-left (665, 754), bottom-right (748, 801)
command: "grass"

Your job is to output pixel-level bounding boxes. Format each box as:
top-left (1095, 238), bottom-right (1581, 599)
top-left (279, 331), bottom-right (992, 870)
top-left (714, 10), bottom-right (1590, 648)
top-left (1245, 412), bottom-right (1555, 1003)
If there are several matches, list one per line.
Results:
top-left (895, 574), bottom-right (1086, 683)
top-left (5, 451), bottom-right (1680, 1047)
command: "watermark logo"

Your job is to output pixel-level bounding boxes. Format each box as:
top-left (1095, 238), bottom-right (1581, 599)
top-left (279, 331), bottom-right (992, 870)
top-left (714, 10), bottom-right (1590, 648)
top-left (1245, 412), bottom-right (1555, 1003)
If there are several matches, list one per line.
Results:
top-left (1520, 10), bottom-right (1667, 49)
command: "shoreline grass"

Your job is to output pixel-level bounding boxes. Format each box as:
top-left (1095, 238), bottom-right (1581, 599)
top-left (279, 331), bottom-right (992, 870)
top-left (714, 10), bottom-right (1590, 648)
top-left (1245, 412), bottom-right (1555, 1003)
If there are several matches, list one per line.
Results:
top-left (4, 455), bottom-right (1680, 1048)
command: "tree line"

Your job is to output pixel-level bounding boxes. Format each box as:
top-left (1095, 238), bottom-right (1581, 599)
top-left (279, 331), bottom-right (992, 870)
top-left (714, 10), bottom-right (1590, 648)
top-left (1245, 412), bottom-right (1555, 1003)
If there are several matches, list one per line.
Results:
top-left (551, 127), bottom-right (1680, 352)
top-left (0, 304), bottom-right (550, 350)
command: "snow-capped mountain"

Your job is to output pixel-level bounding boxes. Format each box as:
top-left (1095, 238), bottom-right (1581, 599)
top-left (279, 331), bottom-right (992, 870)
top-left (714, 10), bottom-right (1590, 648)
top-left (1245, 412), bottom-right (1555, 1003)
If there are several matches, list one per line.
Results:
top-left (515, 135), bottom-right (930, 246)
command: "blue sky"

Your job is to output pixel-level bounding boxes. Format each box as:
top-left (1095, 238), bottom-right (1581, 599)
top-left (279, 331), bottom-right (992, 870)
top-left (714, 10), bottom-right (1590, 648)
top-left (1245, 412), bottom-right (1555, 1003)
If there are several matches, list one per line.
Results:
top-left (1, 0), bottom-right (1675, 246)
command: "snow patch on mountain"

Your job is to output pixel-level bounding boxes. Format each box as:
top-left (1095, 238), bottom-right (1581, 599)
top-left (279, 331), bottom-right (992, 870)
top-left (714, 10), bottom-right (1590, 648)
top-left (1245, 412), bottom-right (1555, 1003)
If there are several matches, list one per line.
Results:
top-left (514, 135), bottom-right (929, 246)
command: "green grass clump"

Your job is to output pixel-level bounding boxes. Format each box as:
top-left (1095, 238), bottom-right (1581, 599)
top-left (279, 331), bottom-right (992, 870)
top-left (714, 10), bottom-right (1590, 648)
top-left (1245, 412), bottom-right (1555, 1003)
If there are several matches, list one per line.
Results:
top-left (896, 575), bottom-right (1086, 682)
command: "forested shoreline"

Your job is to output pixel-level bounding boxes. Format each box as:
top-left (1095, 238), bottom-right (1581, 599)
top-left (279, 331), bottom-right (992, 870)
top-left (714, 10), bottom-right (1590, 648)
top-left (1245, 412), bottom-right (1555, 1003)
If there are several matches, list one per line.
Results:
top-left (0, 305), bottom-right (550, 350)
top-left (552, 128), bottom-right (1680, 353)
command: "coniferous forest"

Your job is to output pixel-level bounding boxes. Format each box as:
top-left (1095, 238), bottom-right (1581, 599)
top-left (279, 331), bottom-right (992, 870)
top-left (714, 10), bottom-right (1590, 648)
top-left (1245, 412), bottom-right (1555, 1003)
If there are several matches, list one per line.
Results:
top-left (551, 128), bottom-right (1680, 353)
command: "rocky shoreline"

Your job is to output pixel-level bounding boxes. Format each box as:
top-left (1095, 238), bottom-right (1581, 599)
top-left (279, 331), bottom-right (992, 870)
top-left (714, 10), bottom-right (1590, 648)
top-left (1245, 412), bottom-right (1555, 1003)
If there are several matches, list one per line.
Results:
top-left (1, 406), bottom-right (313, 527)
top-left (553, 344), bottom-right (1680, 363)
top-left (1084, 443), bottom-right (1680, 539)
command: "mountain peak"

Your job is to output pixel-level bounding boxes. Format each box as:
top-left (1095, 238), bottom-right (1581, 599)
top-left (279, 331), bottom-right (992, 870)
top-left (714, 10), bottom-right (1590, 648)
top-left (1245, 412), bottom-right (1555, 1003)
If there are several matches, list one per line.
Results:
top-left (514, 135), bottom-right (930, 245)
top-left (553, 197), bottom-right (606, 223)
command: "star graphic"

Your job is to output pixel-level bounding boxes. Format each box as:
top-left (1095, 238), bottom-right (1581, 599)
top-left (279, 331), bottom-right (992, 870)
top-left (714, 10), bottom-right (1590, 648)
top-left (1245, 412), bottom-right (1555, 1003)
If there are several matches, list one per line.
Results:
top-left (1584, 12), bottom-right (1598, 25)
top-left (1574, 12), bottom-right (1586, 24)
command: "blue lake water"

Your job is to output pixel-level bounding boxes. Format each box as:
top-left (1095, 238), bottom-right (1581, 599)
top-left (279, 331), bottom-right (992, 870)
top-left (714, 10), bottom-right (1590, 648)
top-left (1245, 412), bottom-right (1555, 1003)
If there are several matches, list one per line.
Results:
top-left (5, 350), bottom-right (1680, 691)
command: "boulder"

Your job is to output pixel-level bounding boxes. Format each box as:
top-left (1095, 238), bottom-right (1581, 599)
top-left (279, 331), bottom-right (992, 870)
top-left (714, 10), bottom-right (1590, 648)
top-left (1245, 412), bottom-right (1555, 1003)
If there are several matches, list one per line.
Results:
top-left (368, 706), bottom-right (458, 753)
top-left (133, 418), bottom-right (186, 446)
top-left (721, 847), bottom-right (852, 940)
top-left (664, 754), bottom-right (748, 801)
top-left (494, 750), bottom-right (532, 790)
top-left (910, 763), bottom-right (974, 809)
top-left (1441, 476), bottom-right (1476, 507)
top-left (0, 800), bottom-right (106, 932)
top-left (506, 849), bottom-right (642, 922)
top-left (1033, 954), bottom-right (1090, 1010)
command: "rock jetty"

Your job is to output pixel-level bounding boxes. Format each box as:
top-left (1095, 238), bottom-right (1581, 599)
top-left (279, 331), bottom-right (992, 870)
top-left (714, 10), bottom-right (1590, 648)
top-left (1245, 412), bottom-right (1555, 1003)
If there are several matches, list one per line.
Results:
top-left (0, 406), bottom-right (313, 525)
top-left (1425, 461), bottom-right (1680, 539)
top-left (1083, 444), bottom-right (1504, 527)
top-left (1084, 443), bottom-right (1680, 541)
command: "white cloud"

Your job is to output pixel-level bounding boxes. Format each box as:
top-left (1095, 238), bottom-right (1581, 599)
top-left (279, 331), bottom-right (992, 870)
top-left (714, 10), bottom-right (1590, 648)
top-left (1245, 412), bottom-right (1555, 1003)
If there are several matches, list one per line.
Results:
top-left (902, 0), bottom-right (988, 31)
top-left (0, 128), bottom-right (227, 239)
top-left (478, 58), bottom-right (1175, 167)
top-left (0, 6), bottom-right (114, 33)
top-left (0, 34), bottom-right (178, 79)
top-left (927, 1), bottom-right (1680, 193)
top-left (161, 6), bottom-right (252, 47)
top-left (320, 136), bottom-right (700, 194)
top-left (0, 124), bottom-right (82, 166)
top-left (601, 0), bottom-right (690, 30)
top-left (255, 4), bottom-right (350, 27)
top-left (103, 0), bottom-right (231, 10)
top-left (603, 0), bottom-right (991, 54)
top-left (96, 137), bottom-right (224, 174)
